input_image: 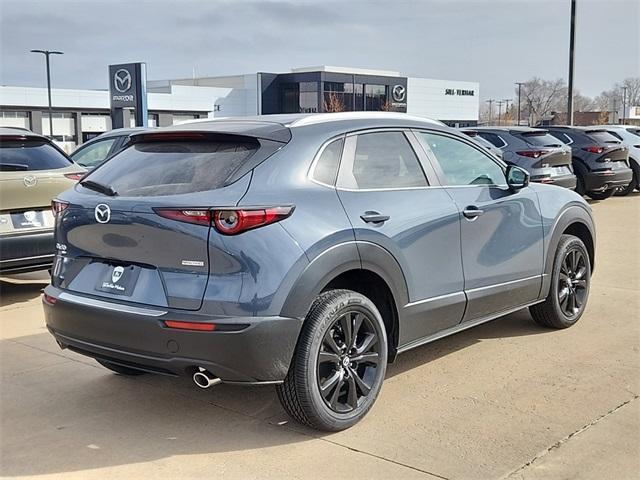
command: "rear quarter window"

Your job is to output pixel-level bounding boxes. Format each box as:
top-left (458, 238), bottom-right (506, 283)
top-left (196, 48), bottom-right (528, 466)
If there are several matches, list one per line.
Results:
top-left (85, 138), bottom-right (260, 196)
top-left (0, 138), bottom-right (72, 171)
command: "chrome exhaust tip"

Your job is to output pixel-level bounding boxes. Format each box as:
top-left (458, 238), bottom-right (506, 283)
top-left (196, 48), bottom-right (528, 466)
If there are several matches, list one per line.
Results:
top-left (193, 368), bottom-right (222, 389)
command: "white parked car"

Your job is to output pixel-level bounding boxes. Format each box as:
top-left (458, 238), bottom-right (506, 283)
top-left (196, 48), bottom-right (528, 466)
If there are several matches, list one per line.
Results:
top-left (599, 125), bottom-right (640, 196)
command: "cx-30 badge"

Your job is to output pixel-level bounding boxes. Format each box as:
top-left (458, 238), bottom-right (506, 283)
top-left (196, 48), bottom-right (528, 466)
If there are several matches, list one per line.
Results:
top-left (113, 69), bottom-right (132, 93)
top-left (94, 204), bottom-right (111, 223)
top-left (23, 175), bottom-right (37, 187)
top-left (392, 85), bottom-right (406, 102)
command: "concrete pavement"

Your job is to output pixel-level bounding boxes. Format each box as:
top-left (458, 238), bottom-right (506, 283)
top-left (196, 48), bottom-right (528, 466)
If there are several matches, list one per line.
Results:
top-left (1, 194), bottom-right (638, 479)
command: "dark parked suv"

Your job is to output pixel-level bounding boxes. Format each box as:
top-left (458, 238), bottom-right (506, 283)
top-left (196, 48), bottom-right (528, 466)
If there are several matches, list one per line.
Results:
top-left (470, 127), bottom-right (576, 189)
top-left (43, 113), bottom-right (595, 431)
top-left (545, 126), bottom-right (633, 200)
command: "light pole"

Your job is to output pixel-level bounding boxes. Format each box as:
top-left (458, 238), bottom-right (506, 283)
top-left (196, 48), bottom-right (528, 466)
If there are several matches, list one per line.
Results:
top-left (497, 100), bottom-right (504, 126)
top-left (30, 49), bottom-right (64, 138)
top-left (503, 99), bottom-right (512, 124)
top-left (486, 99), bottom-right (495, 125)
top-left (621, 86), bottom-right (628, 124)
top-left (566, 0), bottom-right (576, 125)
top-left (515, 82), bottom-right (525, 125)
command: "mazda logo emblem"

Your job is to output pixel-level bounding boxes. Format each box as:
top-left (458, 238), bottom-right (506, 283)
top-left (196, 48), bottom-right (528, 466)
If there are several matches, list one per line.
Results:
top-left (392, 85), bottom-right (406, 102)
top-left (94, 204), bottom-right (111, 224)
top-left (113, 69), bottom-right (132, 93)
top-left (23, 175), bottom-right (37, 187)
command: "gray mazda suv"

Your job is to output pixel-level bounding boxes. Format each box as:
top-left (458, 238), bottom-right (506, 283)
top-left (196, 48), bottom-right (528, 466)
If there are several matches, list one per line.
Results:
top-left (43, 113), bottom-right (595, 431)
top-left (471, 127), bottom-right (576, 189)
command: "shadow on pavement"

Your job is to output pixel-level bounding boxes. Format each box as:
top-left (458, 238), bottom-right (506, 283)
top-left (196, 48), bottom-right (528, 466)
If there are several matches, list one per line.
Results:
top-left (0, 274), bottom-right (49, 307)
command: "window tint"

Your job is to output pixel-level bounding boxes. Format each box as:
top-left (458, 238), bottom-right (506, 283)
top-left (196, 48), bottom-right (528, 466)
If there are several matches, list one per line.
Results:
top-left (313, 138), bottom-right (343, 185)
top-left (418, 132), bottom-right (505, 186)
top-left (518, 132), bottom-right (563, 147)
top-left (586, 131), bottom-right (620, 144)
top-left (339, 132), bottom-right (427, 189)
top-left (72, 138), bottom-right (117, 168)
top-left (86, 139), bottom-right (258, 196)
top-left (477, 132), bottom-right (506, 148)
top-left (0, 138), bottom-right (72, 171)
top-left (548, 131), bottom-right (573, 144)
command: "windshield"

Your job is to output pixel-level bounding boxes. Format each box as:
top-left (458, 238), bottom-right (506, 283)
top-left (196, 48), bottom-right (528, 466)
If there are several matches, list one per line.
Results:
top-left (0, 137), bottom-right (72, 171)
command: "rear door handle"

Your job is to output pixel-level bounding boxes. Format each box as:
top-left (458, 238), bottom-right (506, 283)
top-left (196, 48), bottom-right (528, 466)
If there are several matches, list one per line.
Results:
top-left (361, 211), bottom-right (390, 224)
top-left (462, 206), bottom-right (484, 220)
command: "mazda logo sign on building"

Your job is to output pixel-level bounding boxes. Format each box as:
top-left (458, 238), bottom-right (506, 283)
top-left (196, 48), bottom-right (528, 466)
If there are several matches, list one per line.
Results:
top-left (113, 69), bottom-right (132, 93)
top-left (392, 85), bottom-right (406, 103)
top-left (94, 204), bottom-right (111, 224)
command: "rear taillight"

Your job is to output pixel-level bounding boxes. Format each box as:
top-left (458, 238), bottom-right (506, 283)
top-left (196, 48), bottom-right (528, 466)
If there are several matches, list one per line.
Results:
top-left (51, 199), bottom-right (69, 216)
top-left (516, 150), bottom-right (545, 158)
top-left (582, 146), bottom-right (604, 154)
top-left (43, 293), bottom-right (57, 305)
top-left (64, 172), bottom-right (84, 181)
top-left (155, 209), bottom-right (211, 226)
top-left (213, 207), bottom-right (294, 235)
top-left (154, 206), bottom-right (294, 235)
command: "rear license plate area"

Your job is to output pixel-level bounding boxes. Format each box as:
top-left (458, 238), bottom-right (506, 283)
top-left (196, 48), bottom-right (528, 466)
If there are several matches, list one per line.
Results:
top-left (551, 166), bottom-right (571, 175)
top-left (10, 210), bottom-right (46, 229)
top-left (94, 263), bottom-right (141, 296)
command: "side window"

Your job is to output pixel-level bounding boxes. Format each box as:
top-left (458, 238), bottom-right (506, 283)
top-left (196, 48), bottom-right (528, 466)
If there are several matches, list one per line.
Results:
top-left (549, 131), bottom-right (573, 145)
top-left (312, 138), bottom-right (343, 185)
top-left (72, 138), bottom-right (118, 168)
top-left (417, 132), bottom-right (505, 186)
top-left (338, 131), bottom-right (428, 189)
top-left (477, 132), bottom-right (506, 148)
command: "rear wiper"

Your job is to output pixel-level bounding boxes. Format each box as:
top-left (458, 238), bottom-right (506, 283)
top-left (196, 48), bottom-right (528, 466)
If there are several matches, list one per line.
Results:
top-left (0, 163), bottom-right (29, 171)
top-left (80, 179), bottom-right (118, 196)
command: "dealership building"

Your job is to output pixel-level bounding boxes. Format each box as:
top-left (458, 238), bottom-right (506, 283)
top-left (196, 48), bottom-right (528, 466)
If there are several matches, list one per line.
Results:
top-left (0, 66), bottom-right (479, 152)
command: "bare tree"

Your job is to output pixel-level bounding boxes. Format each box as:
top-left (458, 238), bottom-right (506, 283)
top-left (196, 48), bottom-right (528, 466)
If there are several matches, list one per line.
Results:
top-left (594, 77), bottom-right (640, 112)
top-left (323, 92), bottom-right (345, 113)
top-left (518, 78), bottom-right (566, 125)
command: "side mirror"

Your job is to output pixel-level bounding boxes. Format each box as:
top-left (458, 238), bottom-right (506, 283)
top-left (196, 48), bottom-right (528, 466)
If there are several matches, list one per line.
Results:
top-left (506, 165), bottom-right (530, 191)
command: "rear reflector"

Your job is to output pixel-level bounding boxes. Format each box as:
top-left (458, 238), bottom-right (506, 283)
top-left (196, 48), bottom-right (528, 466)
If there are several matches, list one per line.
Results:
top-left (164, 320), bottom-right (216, 331)
top-left (64, 173), bottom-right (84, 181)
top-left (51, 199), bottom-right (69, 216)
top-left (582, 146), bottom-right (604, 154)
top-left (43, 293), bottom-right (57, 305)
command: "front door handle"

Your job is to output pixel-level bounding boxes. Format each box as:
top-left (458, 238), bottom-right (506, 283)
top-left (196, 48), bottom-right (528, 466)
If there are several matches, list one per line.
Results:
top-left (463, 206), bottom-right (484, 220)
top-left (361, 211), bottom-right (390, 224)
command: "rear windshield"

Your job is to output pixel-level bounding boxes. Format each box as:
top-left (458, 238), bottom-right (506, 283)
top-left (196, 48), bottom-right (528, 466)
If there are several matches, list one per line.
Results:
top-left (518, 132), bottom-right (563, 147)
top-left (586, 131), bottom-right (621, 144)
top-left (628, 129), bottom-right (640, 138)
top-left (0, 137), bottom-right (72, 171)
top-left (85, 138), bottom-right (259, 196)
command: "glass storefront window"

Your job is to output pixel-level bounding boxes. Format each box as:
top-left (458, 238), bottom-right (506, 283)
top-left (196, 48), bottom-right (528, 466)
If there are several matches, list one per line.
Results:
top-left (365, 84), bottom-right (387, 111)
top-left (281, 82), bottom-right (318, 113)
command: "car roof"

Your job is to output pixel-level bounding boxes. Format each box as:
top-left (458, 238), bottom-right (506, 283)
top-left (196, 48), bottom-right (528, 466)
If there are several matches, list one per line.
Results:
top-left (470, 126), bottom-right (548, 134)
top-left (0, 127), bottom-right (49, 139)
top-left (93, 127), bottom-right (150, 139)
top-left (544, 125), bottom-right (609, 132)
top-left (151, 113), bottom-right (448, 143)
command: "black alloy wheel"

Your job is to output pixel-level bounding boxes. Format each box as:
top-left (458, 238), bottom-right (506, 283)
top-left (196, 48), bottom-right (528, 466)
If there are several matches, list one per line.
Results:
top-left (317, 310), bottom-right (381, 413)
top-left (557, 248), bottom-right (588, 319)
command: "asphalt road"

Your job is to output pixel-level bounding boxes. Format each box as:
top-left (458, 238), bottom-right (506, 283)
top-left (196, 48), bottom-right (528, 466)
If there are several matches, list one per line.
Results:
top-left (1, 194), bottom-right (639, 479)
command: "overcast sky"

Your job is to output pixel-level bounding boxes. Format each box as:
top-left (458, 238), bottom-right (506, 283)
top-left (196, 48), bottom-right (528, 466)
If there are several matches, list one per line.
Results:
top-left (0, 0), bottom-right (638, 101)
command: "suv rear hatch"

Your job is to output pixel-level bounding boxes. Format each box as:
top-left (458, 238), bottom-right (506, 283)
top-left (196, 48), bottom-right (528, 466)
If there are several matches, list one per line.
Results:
top-left (584, 130), bottom-right (629, 167)
top-left (52, 129), bottom-right (288, 311)
top-left (0, 134), bottom-right (83, 235)
top-left (513, 130), bottom-right (573, 173)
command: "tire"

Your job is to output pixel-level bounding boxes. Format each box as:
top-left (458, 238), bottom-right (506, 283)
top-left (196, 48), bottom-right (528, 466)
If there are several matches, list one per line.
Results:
top-left (529, 234), bottom-right (591, 329)
top-left (586, 188), bottom-right (615, 200)
top-left (96, 359), bottom-right (147, 376)
top-left (573, 161), bottom-right (587, 196)
top-left (276, 289), bottom-right (388, 431)
top-left (614, 162), bottom-right (638, 196)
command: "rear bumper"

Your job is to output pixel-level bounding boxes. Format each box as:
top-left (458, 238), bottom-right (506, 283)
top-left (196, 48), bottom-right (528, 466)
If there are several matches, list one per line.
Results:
top-left (531, 173), bottom-right (577, 190)
top-left (43, 285), bottom-right (302, 383)
top-left (584, 167), bottom-right (633, 192)
top-left (0, 230), bottom-right (54, 274)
